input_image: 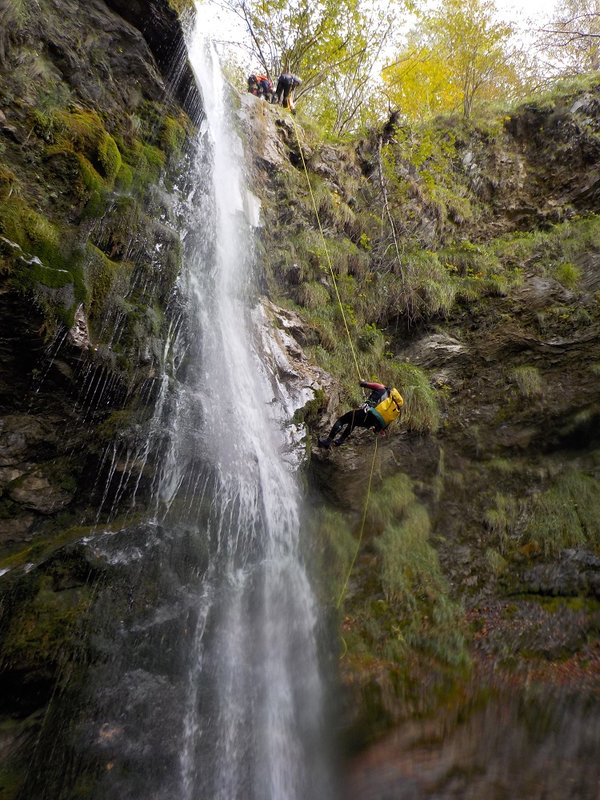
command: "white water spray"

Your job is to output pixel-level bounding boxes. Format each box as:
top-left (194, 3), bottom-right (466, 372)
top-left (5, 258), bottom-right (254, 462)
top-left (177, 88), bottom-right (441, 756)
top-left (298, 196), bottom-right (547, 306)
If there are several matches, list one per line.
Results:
top-left (173, 18), bottom-right (333, 800)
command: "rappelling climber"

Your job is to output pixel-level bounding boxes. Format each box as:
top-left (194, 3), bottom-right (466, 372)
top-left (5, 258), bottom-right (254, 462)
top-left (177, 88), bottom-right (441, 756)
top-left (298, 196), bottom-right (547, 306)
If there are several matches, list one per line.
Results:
top-left (318, 380), bottom-right (404, 448)
top-left (275, 72), bottom-right (302, 113)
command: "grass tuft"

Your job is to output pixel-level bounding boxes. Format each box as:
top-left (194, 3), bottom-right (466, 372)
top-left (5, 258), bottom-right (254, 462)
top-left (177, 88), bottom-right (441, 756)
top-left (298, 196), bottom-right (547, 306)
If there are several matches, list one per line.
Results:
top-left (510, 365), bottom-right (543, 398)
top-left (523, 470), bottom-right (600, 556)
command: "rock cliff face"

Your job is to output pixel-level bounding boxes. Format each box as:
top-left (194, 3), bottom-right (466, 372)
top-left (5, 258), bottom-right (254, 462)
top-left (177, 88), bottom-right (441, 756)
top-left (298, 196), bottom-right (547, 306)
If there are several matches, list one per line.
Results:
top-left (1, 3), bottom-right (600, 798)
top-left (0, 1), bottom-right (202, 794)
top-left (241, 83), bottom-right (600, 797)
top-left (0, 0), bottom-right (201, 543)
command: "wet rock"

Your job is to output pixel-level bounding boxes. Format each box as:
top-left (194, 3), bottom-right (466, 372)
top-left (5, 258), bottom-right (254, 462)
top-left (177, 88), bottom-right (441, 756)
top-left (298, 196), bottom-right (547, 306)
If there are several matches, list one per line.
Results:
top-left (309, 144), bottom-right (359, 190)
top-left (104, 0), bottom-right (201, 117)
top-left (67, 304), bottom-right (91, 350)
top-left (288, 262), bottom-right (302, 285)
top-left (513, 274), bottom-right (572, 309)
top-left (0, 515), bottom-right (35, 545)
top-left (570, 93), bottom-right (600, 116)
top-left (517, 548), bottom-right (600, 598)
top-left (8, 467), bottom-right (74, 514)
top-left (0, 466), bottom-right (26, 487)
top-left (402, 333), bottom-right (469, 369)
top-left (239, 94), bottom-right (288, 172)
top-left (1, 124), bottom-right (21, 144)
top-left (254, 300), bottom-right (343, 462)
top-left (0, 416), bottom-right (57, 467)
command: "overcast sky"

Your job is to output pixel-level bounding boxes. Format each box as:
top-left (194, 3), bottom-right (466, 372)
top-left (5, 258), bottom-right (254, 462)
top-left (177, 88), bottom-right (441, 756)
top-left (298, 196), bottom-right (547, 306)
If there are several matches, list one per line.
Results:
top-left (201, 0), bottom-right (562, 70)
top-left (496, 0), bottom-right (558, 28)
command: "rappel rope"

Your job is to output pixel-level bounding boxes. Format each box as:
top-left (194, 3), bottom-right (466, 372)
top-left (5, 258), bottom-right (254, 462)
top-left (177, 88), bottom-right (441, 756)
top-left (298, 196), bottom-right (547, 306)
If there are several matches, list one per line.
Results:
top-left (289, 113), bottom-right (362, 383)
top-left (289, 112), bottom-right (379, 656)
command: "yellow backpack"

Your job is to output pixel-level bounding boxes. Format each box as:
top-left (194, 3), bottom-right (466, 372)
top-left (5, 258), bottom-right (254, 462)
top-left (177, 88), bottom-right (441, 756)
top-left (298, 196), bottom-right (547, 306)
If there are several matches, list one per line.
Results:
top-left (369, 387), bottom-right (404, 428)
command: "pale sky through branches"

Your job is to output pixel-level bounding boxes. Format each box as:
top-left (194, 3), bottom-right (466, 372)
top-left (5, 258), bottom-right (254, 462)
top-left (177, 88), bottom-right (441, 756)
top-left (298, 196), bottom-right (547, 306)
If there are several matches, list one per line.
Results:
top-left (201, 0), bottom-right (560, 55)
top-left (200, 0), bottom-right (561, 82)
top-left (493, 0), bottom-right (558, 42)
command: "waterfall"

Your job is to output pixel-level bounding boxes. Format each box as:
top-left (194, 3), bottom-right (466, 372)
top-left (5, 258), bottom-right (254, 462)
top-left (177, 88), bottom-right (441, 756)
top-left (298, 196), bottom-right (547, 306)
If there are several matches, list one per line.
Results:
top-left (167, 21), bottom-right (332, 800)
top-left (16, 14), bottom-right (334, 800)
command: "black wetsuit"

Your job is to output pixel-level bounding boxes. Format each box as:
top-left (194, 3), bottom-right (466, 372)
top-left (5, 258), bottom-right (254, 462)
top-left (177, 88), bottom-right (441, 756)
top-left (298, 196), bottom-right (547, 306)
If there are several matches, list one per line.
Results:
top-left (326, 382), bottom-right (388, 444)
top-left (275, 73), bottom-right (301, 107)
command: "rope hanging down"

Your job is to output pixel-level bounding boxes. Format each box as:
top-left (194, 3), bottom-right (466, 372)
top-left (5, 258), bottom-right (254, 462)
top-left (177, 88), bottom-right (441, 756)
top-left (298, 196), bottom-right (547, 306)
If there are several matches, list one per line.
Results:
top-left (290, 113), bottom-right (379, 654)
top-left (336, 435), bottom-right (378, 610)
top-left (289, 113), bottom-right (362, 382)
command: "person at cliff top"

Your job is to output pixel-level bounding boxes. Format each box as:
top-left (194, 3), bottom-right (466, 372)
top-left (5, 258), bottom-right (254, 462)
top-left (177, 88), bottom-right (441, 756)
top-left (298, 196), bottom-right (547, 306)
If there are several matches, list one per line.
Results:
top-left (275, 72), bottom-right (302, 113)
top-left (247, 73), bottom-right (274, 101)
top-left (318, 380), bottom-right (404, 448)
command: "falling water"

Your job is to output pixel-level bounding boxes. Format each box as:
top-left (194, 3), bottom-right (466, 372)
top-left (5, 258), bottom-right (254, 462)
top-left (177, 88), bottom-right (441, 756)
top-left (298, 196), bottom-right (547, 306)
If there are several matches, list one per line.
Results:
top-left (15, 14), bottom-right (334, 800)
top-left (167, 21), bottom-right (332, 800)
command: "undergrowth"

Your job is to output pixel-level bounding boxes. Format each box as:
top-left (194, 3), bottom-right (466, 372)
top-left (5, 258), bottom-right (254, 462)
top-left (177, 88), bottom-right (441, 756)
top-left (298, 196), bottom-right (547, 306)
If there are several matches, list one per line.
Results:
top-left (523, 470), bottom-right (600, 556)
top-left (314, 471), bottom-right (471, 691)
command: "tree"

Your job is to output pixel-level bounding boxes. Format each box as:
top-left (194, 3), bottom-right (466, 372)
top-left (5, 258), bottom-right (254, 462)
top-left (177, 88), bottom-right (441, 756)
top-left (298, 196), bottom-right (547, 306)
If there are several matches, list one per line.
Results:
top-left (382, 34), bottom-right (462, 122)
top-left (383, 0), bottom-right (525, 120)
top-left (538, 0), bottom-right (600, 74)
top-left (306, 4), bottom-right (400, 135)
top-left (214, 0), bottom-right (411, 133)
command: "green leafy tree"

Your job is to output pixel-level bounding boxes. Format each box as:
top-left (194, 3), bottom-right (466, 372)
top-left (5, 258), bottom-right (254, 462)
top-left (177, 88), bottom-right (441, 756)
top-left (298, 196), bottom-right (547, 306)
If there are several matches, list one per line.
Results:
top-left (384, 0), bottom-right (525, 119)
top-left (220, 0), bottom-right (411, 133)
top-left (382, 33), bottom-right (462, 121)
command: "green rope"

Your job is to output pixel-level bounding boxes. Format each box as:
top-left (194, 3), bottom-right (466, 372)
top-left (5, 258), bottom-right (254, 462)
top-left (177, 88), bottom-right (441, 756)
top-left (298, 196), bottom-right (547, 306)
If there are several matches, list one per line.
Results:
top-left (290, 112), bottom-right (379, 659)
top-left (290, 112), bottom-right (362, 383)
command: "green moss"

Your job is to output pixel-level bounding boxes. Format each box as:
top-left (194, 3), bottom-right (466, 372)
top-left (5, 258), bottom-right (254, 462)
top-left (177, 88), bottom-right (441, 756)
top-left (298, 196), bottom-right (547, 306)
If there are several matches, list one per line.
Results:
top-left (369, 475), bottom-right (468, 667)
top-left (357, 323), bottom-right (385, 358)
top-left (366, 473), bottom-right (414, 534)
top-left (388, 361), bottom-right (440, 433)
top-left (136, 142), bottom-right (166, 185)
top-left (485, 547), bottom-right (508, 576)
top-left (381, 249), bottom-right (458, 321)
top-left (84, 243), bottom-right (130, 321)
top-left (1, 199), bottom-right (59, 265)
top-left (0, 197), bottom-right (86, 320)
top-left (297, 280), bottom-right (330, 309)
top-left (487, 457), bottom-right (519, 473)
top-left (313, 507), bottom-right (356, 603)
top-left (484, 492), bottom-right (519, 554)
top-left (116, 139), bottom-right (167, 196)
top-left (291, 389), bottom-right (327, 427)
top-left (97, 133), bottom-right (122, 183)
top-left (0, 520), bottom-right (95, 573)
top-left (492, 215), bottom-right (600, 288)
top-left (553, 260), bottom-right (580, 288)
top-left (331, 471), bottom-right (469, 676)
top-left (2, 577), bottom-right (92, 669)
top-left (0, 165), bottom-right (16, 199)
top-left (509, 365), bottom-right (543, 398)
top-left (115, 161), bottom-right (134, 193)
top-left (376, 504), bottom-right (432, 608)
top-left (160, 115), bottom-right (188, 160)
top-left (38, 109), bottom-right (123, 194)
top-left (524, 470), bottom-right (600, 556)
top-left (94, 409), bottom-right (138, 443)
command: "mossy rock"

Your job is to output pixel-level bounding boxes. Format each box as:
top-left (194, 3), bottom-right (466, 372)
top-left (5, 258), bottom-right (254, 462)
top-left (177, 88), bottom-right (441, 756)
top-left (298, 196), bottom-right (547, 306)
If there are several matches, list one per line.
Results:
top-left (167, 0), bottom-right (194, 13)
top-left (160, 114), bottom-right (189, 163)
top-left (39, 108), bottom-right (122, 188)
top-left (84, 243), bottom-right (132, 322)
top-left (1, 578), bottom-right (91, 671)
